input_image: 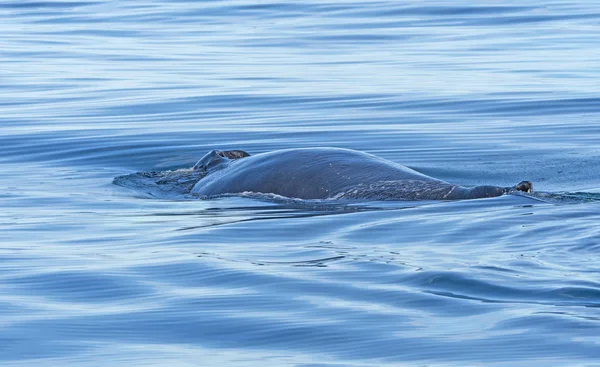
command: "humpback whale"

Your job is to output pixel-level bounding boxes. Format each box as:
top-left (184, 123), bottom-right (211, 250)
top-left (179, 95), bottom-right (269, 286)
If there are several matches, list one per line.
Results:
top-left (184, 148), bottom-right (532, 200)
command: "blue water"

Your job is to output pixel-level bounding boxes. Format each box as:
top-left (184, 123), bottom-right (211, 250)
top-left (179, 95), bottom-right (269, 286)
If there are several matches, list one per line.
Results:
top-left (2, 1), bottom-right (600, 366)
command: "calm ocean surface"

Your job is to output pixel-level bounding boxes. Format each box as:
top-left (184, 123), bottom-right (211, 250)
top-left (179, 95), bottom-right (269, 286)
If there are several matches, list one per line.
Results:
top-left (2, 1), bottom-right (600, 366)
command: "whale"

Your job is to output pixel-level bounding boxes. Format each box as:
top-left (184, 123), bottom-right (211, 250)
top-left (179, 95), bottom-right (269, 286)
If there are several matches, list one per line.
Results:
top-left (184, 147), bottom-right (532, 200)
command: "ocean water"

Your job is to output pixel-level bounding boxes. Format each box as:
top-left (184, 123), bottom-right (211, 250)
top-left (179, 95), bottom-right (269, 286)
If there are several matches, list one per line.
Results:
top-left (2, 0), bottom-right (600, 366)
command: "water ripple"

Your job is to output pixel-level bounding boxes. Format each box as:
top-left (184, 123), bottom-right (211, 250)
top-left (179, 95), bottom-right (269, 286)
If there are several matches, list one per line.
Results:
top-left (2, 0), bottom-right (600, 366)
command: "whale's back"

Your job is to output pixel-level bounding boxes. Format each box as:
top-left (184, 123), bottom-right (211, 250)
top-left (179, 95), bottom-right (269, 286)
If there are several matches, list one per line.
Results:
top-left (191, 148), bottom-right (443, 199)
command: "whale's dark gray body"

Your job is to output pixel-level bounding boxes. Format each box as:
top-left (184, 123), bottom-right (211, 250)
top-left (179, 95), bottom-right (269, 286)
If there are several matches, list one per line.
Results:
top-left (189, 148), bottom-right (531, 200)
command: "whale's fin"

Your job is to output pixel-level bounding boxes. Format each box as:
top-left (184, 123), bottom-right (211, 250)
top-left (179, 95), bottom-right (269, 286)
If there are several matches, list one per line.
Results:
top-left (502, 181), bottom-right (533, 195)
top-left (193, 150), bottom-right (225, 172)
top-left (515, 181), bottom-right (533, 193)
top-left (193, 149), bottom-right (250, 172)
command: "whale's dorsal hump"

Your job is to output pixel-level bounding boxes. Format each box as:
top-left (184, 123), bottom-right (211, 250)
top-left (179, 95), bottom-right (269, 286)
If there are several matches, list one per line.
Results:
top-left (193, 149), bottom-right (250, 172)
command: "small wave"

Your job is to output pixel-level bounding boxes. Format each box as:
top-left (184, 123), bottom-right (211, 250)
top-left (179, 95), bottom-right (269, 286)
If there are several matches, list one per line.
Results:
top-left (525, 191), bottom-right (600, 204)
top-left (1, 1), bottom-right (96, 9)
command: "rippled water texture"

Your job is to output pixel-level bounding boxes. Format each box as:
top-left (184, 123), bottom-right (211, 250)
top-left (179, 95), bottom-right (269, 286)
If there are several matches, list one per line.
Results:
top-left (2, 1), bottom-right (600, 366)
